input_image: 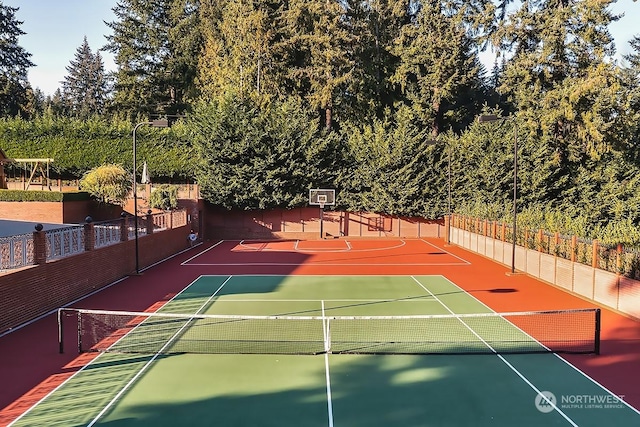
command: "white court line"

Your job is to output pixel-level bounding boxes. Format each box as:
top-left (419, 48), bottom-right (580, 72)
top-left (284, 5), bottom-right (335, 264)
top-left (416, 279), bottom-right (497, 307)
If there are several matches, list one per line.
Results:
top-left (86, 276), bottom-right (234, 426)
top-left (410, 276), bottom-right (579, 427)
top-left (7, 276), bottom-right (231, 427)
top-left (8, 274), bottom-right (222, 426)
top-left (435, 275), bottom-right (640, 417)
top-left (321, 300), bottom-right (335, 427)
top-left (181, 239), bottom-right (470, 266)
top-left (237, 239), bottom-right (406, 253)
top-left (180, 239), bottom-right (224, 265)
top-left (419, 238), bottom-right (472, 265)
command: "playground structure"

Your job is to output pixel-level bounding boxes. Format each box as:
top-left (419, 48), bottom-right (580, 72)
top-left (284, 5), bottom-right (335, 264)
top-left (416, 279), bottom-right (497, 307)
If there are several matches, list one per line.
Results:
top-left (0, 148), bottom-right (10, 189)
top-left (0, 154), bottom-right (56, 191)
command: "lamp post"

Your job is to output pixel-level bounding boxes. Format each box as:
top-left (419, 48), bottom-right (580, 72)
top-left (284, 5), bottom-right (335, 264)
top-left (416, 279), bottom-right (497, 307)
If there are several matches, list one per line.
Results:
top-left (447, 140), bottom-right (451, 244)
top-left (132, 119), bottom-right (168, 274)
top-left (477, 114), bottom-right (518, 274)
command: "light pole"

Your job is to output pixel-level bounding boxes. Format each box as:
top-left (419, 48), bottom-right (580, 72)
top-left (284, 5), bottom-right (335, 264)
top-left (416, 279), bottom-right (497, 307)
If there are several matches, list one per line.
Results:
top-left (132, 119), bottom-right (168, 274)
top-left (447, 140), bottom-right (451, 244)
top-left (477, 114), bottom-right (518, 274)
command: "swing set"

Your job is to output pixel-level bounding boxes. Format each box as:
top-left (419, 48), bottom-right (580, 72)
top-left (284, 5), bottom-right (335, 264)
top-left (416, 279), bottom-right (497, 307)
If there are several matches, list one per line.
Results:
top-left (1, 156), bottom-right (55, 191)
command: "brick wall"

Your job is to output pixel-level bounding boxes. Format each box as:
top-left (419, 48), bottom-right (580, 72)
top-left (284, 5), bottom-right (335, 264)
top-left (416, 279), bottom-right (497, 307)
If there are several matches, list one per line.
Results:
top-left (0, 200), bottom-right (123, 224)
top-left (0, 225), bottom-right (189, 333)
top-left (0, 201), bottom-right (69, 223)
top-left (205, 206), bottom-right (444, 240)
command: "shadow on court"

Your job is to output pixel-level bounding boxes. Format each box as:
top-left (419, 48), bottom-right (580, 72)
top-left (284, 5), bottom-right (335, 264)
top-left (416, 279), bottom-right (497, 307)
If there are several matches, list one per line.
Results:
top-left (0, 246), bottom-right (309, 423)
top-left (81, 351), bottom-right (635, 427)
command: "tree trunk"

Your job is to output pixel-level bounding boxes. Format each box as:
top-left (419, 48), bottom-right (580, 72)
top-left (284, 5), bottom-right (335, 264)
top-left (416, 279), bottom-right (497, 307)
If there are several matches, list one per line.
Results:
top-left (325, 105), bottom-right (332, 131)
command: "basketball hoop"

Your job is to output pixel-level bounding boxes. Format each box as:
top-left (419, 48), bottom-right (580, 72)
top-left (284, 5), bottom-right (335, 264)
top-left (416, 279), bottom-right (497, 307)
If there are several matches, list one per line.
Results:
top-left (309, 189), bottom-right (335, 239)
top-left (317, 194), bottom-right (327, 209)
top-left (309, 189), bottom-right (335, 208)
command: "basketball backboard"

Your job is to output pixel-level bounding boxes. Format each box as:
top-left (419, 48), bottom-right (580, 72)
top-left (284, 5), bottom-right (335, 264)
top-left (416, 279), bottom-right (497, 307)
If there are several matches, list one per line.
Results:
top-left (309, 189), bottom-right (335, 208)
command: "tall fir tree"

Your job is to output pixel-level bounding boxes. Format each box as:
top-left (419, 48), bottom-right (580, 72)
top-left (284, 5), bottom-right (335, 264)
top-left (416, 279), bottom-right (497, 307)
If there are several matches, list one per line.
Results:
top-left (495, 0), bottom-right (621, 160)
top-left (104, 0), bottom-right (200, 119)
top-left (390, 0), bottom-right (492, 136)
top-left (278, 0), bottom-right (357, 130)
top-left (620, 35), bottom-right (640, 161)
top-left (197, 0), bottom-right (279, 101)
top-left (0, 3), bottom-right (35, 117)
top-left (166, 0), bottom-right (201, 110)
top-left (341, 0), bottom-right (412, 122)
top-left (488, 0), bottom-right (625, 219)
top-left (61, 37), bottom-right (109, 118)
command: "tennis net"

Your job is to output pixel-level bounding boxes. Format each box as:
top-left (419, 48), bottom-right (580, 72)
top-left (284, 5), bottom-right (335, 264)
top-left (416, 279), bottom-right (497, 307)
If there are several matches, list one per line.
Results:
top-left (57, 307), bottom-right (600, 355)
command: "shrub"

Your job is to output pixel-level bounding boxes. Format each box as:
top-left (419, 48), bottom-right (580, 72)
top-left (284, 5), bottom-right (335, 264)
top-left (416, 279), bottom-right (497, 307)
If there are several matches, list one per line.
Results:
top-left (79, 164), bottom-right (131, 206)
top-left (149, 184), bottom-right (179, 210)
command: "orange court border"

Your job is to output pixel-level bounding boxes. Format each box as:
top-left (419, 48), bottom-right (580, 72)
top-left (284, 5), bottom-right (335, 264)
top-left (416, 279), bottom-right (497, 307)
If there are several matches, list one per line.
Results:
top-left (182, 238), bottom-right (471, 270)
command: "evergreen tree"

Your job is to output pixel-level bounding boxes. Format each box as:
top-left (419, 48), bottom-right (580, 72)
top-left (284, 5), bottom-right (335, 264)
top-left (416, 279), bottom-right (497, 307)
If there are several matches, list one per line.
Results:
top-left (0, 3), bottom-right (35, 117)
top-left (495, 0), bottom-right (621, 159)
top-left (625, 35), bottom-right (640, 71)
top-left (61, 37), bottom-right (109, 117)
top-left (188, 94), bottom-right (340, 209)
top-left (46, 89), bottom-right (66, 116)
top-left (166, 0), bottom-right (201, 111)
top-left (390, 0), bottom-right (491, 136)
top-left (620, 35), bottom-right (640, 162)
top-left (278, 0), bottom-right (357, 130)
top-left (21, 85), bottom-right (44, 117)
top-left (341, 0), bottom-right (411, 121)
top-left (104, 0), bottom-right (200, 118)
top-left (340, 105), bottom-right (443, 217)
top-left (197, 0), bottom-right (279, 101)
top-left (104, 0), bottom-right (170, 118)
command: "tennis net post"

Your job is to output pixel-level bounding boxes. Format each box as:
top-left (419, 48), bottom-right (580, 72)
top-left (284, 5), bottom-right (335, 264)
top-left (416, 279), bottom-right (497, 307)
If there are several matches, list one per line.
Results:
top-left (58, 308), bottom-right (63, 354)
top-left (595, 308), bottom-right (601, 355)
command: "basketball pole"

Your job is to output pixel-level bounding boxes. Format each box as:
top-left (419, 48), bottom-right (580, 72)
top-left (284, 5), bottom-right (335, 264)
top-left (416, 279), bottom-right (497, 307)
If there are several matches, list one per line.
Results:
top-left (309, 189), bottom-right (332, 239)
top-left (319, 203), bottom-right (325, 239)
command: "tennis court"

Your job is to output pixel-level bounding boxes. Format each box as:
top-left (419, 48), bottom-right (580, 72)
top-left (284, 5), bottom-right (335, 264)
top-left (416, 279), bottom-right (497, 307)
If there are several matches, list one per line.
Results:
top-left (9, 268), bottom-right (639, 427)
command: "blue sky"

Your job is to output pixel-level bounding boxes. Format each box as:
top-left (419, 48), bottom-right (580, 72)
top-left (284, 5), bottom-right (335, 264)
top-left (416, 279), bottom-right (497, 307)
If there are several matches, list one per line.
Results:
top-left (5, 0), bottom-right (640, 96)
top-left (6, 0), bottom-right (117, 95)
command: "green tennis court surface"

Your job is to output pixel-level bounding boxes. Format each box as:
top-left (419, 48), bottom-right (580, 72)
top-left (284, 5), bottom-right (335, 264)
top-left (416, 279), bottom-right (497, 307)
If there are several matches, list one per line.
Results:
top-left (12, 276), bottom-right (640, 426)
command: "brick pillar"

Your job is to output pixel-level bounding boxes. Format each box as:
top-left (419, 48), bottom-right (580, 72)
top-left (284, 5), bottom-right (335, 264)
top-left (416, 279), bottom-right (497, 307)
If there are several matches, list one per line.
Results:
top-left (592, 239), bottom-right (599, 268)
top-left (33, 228), bottom-right (47, 265)
top-left (120, 213), bottom-right (129, 242)
top-left (616, 243), bottom-right (623, 273)
top-left (571, 235), bottom-right (577, 262)
top-left (444, 215), bottom-right (450, 243)
top-left (537, 229), bottom-right (544, 252)
top-left (84, 222), bottom-right (95, 251)
top-left (146, 210), bottom-right (154, 235)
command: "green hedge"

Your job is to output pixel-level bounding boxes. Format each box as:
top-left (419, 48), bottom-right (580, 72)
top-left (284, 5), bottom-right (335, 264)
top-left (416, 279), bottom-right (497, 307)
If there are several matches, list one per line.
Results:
top-left (0, 190), bottom-right (90, 202)
top-left (0, 115), bottom-right (195, 180)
